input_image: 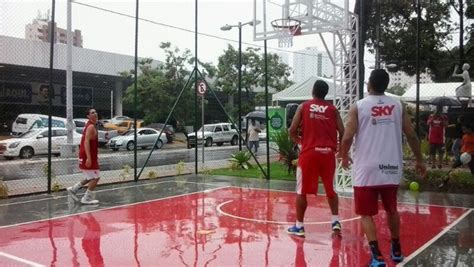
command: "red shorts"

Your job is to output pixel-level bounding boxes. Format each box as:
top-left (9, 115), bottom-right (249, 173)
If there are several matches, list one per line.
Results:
top-left (296, 148), bottom-right (336, 198)
top-left (354, 185), bottom-right (399, 216)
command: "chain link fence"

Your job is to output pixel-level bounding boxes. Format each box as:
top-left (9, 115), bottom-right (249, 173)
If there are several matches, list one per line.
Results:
top-left (1, 0), bottom-right (472, 197)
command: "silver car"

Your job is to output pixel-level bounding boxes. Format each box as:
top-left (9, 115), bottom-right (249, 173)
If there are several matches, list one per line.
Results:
top-left (107, 127), bottom-right (168, 151)
top-left (187, 123), bottom-right (239, 148)
top-left (0, 127), bottom-right (82, 159)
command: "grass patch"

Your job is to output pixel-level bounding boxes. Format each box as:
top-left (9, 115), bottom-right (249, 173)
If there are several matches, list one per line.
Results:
top-left (210, 161), bottom-right (296, 181)
top-left (402, 168), bottom-right (474, 194)
top-left (210, 161), bottom-right (474, 194)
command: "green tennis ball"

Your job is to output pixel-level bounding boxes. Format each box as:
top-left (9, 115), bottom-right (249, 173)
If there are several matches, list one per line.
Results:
top-left (409, 181), bottom-right (419, 191)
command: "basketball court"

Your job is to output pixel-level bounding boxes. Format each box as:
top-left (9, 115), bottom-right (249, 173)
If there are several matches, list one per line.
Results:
top-left (0, 175), bottom-right (472, 266)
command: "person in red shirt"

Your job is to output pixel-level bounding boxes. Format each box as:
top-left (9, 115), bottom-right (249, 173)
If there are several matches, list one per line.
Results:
top-left (453, 123), bottom-right (474, 174)
top-left (67, 108), bottom-right (100, 205)
top-left (286, 80), bottom-right (345, 237)
top-left (426, 106), bottom-right (448, 169)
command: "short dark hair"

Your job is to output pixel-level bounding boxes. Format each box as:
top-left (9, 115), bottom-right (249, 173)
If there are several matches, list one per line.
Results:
top-left (312, 80), bottom-right (329, 99)
top-left (369, 69), bottom-right (390, 93)
top-left (85, 108), bottom-right (96, 117)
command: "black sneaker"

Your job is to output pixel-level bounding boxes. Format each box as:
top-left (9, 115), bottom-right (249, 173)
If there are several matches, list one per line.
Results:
top-left (390, 241), bottom-right (404, 263)
top-left (332, 220), bottom-right (342, 235)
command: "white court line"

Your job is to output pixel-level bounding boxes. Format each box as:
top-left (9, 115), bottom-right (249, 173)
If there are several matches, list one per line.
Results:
top-left (0, 180), bottom-right (221, 207)
top-left (216, 199), bottom-right (360, 225)
top-left (0, 185), bottom-right (232, 230)
top-left (398, 208), bottom-right (473, 266)
top-left (0, 251), bottom-right (45, 267)
top-left (230, 186), bottom-right (472, 210)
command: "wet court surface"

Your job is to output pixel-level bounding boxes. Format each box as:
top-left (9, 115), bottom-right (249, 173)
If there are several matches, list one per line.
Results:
top-left (0, 176), bottom-right (473, 266)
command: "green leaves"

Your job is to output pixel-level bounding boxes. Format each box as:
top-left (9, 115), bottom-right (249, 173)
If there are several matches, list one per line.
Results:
top-left (229, 150), bottom-right (252, 170)
top-left (271, 128), bottom-right (298, 175)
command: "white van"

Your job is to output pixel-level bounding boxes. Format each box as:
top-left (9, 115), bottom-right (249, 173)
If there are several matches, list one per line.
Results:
top-left (11, 114), bottom-right (70, 136)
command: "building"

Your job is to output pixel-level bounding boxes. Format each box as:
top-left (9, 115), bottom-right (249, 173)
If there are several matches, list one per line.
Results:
top-left (25, 19), bottom-right (83, 47)
top-left (292, 47), bottom-right (332, 83)
top-left (0, 35), bottom-right (161, 129)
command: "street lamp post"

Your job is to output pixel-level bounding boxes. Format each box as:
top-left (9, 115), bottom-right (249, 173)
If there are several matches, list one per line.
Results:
top-left (220, 20), bottom-right (260, 151)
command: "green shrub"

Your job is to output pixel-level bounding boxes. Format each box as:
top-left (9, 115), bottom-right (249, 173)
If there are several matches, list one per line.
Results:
top-left (229, 151), bottom-right (252, 170)
top-left (271, 128), bottom-right (298, 174)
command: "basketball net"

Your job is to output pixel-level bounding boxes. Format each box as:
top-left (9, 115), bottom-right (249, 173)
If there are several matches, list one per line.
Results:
top-left (275, 24), bottom-right (301, 48)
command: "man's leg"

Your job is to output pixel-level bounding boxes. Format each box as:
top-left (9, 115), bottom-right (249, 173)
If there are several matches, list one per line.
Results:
top-left (429, 144), bottom-right (436, 168)
top-left (81, 170), bottom-right (100, 205)
top-left (67, 179), bottom-right (90, 202)
top-left (355, 187), bottom-right (385, 265)
top-left (438, 145), bottom-right (445, 169)
top-left (361, 215), bottom-right (378, 243)
top-left (320, 152), bottom-right (340, 233)
top-left (387, 211), bottom-right (400, 239)
top-left (296, 194), bottom-right (307, 223)
top-left (287, 194), bottom-right (307, 236)
top-left (381, 186), bottom-right (404, 263)
top-left (288, 161), bottom-right (312, 237)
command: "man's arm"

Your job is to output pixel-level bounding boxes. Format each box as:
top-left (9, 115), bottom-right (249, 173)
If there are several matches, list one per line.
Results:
top-left (339, 105), bottom-right (358, 169)
top-left (402, 108), bottom-right (426, 176)
top-left (288, 105), bottom-right (303, 144)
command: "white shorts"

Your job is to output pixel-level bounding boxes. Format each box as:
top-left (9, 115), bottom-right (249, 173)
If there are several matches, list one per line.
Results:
top-left (81, 169), bottom-right (100, 180)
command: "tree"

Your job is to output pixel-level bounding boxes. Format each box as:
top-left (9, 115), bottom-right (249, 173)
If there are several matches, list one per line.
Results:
top-left (368, 2), bottom-right (453, 79)
top-left (386, 85), bottom-right (407, 96)
top-left (215, 44), bottom-right (293, 115)
top-left (121, 42), bottom-right (216, 127)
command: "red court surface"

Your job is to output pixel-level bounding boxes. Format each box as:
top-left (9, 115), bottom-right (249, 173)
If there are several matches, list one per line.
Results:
top-left (0, 186), bottom-right (468, 266)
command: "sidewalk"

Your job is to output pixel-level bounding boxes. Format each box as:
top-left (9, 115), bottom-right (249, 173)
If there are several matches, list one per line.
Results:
top-left (4, 154), bottom-right (278, 196)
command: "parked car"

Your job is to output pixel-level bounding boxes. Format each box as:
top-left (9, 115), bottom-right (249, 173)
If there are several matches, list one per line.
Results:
top-left (11, 113), bottom-right (71, 136)
top-left (109, 116), bottom-right (132, 125)
top-left (187, 123), bottom-right (239, 148)
top-left (0, 127), bottom-right (82, 159)
top-left (146, 123), bottom-right (175, 143)
top-left (103, 120), bottom-right (144, 134)
top-left (74, 119), bottom-right (118, 146)
top-left (107, 128), bottom-right (167, 151)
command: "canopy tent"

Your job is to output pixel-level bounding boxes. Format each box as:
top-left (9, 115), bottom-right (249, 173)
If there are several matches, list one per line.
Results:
top-left (272, 76), bottom-right (336, 102)
top-left (401, 82), bottom-right (470, 102)
top-left (272, 76), bottom-right (401, 103)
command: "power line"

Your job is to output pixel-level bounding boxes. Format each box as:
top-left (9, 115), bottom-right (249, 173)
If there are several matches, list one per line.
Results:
top-left (71, 0), bottom-right (341, 60)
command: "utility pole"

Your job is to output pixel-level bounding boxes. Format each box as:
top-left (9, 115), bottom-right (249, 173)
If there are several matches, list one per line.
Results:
top-left (375, 0), bottom-right (381, 69)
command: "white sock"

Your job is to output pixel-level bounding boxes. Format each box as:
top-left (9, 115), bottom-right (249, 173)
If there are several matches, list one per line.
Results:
top-left (84, 189), bottom-right (94, 198)
top-left (296, 221), bottom-right (304, 228)
top-left (71, 182), bottom-right (82, 192)
top-left (332, 215), bottom-right (340, 223)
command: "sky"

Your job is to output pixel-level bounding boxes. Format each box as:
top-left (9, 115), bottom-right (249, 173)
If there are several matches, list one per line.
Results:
top-left (0, 0), bottom-right (369, 69)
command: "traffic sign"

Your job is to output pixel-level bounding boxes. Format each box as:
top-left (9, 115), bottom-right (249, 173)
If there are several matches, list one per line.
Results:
top-left (197, 81), bottom-right (207, 95)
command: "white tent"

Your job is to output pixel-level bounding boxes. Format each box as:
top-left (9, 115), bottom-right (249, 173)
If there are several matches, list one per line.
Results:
top-left (272, 76), bottom-right (401, 103)
top-left (401, 82), bottom-right (469, 102)
top-left (272, 76), bottom-right (336, 102)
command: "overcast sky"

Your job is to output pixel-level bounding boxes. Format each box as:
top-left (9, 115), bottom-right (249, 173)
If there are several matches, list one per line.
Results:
top-left (0, 0), bottom-right (369, 67)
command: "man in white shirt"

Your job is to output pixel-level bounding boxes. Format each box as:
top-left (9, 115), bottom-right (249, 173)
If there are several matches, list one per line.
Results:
top-left (339, 69), bottom-right (426, 267)
top-left (247, 119), bottom-right (261, 153)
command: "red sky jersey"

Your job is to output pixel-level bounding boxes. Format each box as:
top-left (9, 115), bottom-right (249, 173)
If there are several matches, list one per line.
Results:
top-left (299, 99), bottom-right (338, 154)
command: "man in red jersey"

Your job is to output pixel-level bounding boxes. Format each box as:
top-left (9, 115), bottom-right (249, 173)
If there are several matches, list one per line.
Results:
top-left (427, 106), bottom-right (448, 169)
top-left (286, 80), bottom-right (345, 237)
top-left (67, 108), bottom-right (100, 205)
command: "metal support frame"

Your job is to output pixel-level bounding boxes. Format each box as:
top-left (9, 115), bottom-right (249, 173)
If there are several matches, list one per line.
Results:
top-left (254, 0), bottom-right (359, 189)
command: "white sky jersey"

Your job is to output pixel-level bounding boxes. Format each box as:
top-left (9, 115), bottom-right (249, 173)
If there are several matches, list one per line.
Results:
top-left (352, 95), bottom-right (403, 186)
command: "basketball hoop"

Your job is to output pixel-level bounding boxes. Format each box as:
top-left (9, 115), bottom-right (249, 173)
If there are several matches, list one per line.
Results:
top-left (271, 18), bottom-right (302, 48)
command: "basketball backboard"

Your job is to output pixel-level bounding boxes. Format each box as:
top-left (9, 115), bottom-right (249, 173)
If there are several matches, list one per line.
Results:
top-left (253, 0), bottom-right (351, 46)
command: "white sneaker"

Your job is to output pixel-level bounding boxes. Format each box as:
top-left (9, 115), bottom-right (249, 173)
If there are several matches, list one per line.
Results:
top-left (67, 187), bottom-right (79, 202)
top-left (81, 194), bottom-right (99, 205)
